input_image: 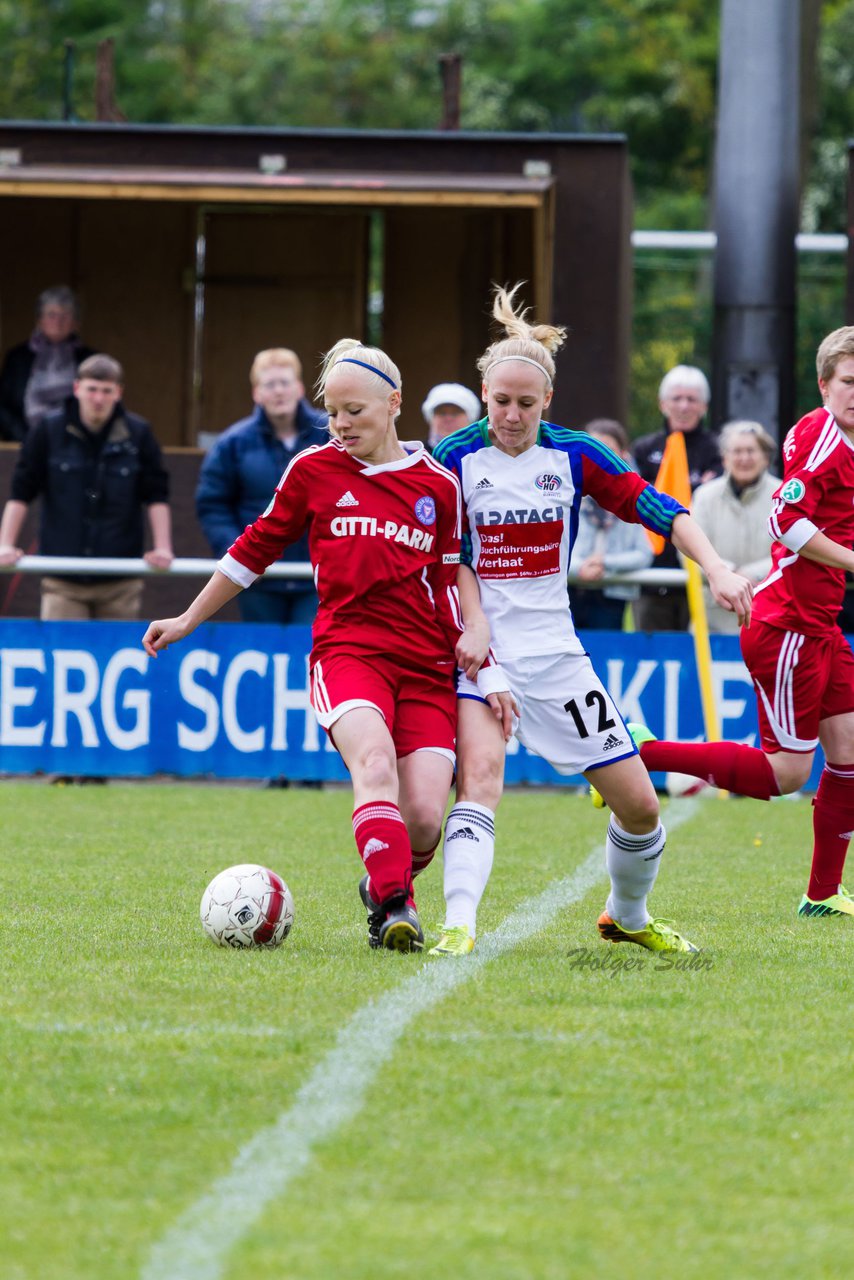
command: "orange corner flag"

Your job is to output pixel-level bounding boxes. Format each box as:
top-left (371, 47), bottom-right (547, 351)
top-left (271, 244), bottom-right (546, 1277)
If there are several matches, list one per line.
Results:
top-left (646, 429), bottom-right (691, 555)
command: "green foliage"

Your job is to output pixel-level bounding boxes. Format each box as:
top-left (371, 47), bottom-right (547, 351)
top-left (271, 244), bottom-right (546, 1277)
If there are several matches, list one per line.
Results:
top-left (2, 784), bottom-right (853, 1277)
top-left (1, 0), bottom-right (852, 429)
top-left (0, 0), bottom-right (720, 216)
top-left (804, 0), bottom-right (854, 233)
top-left (631, 248), bottom-right (713, 432)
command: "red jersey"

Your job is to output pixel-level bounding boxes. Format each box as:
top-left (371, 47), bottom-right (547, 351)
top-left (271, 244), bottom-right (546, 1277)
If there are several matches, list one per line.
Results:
top-left (754, 407), bottom-right (854, 635)
top-left (220, 439), bottom-right (464, 673)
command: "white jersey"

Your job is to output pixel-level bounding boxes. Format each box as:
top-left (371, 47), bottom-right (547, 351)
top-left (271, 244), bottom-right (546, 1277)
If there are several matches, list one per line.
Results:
top-left (433, 419), bottom-right (684, 661)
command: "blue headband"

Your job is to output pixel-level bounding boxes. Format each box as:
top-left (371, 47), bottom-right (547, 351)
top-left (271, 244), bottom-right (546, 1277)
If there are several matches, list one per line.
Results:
top-left (339, 357), bottom-right (398, 389)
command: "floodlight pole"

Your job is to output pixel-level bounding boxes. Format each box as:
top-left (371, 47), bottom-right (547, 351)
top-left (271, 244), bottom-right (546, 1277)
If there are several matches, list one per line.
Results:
top-left (712, 0), bottom-right (801, 444)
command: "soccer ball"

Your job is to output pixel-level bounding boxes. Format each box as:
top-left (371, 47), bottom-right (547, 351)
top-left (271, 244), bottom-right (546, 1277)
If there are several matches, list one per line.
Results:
top-left (665, 771), bottom-right (709, 798)
top-left (200, 863), bottom-right (295, 948)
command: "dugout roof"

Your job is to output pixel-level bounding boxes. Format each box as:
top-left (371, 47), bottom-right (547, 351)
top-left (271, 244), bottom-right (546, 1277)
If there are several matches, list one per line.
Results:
top-left (0, 122), bottom-right (631, 445)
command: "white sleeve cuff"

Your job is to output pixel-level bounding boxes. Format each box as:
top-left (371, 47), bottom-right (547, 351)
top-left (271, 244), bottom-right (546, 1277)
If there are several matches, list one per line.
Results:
top-left (217, 552), bottom-right (258, 588)
top-left (476, 663), bottom-right (511, 697)
top-left (777, 518), bottom-right (819, 553)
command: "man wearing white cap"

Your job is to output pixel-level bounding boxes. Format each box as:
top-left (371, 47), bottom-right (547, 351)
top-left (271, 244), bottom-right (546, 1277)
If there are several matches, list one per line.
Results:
top-left (421, 382), bottom-right (482, 451)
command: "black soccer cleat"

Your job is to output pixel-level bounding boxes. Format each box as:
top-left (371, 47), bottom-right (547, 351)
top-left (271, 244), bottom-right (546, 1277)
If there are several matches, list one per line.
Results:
top-left (358, 874), bottom-right (383, 949)
top-left (378, 892), bottom-right (424, 953)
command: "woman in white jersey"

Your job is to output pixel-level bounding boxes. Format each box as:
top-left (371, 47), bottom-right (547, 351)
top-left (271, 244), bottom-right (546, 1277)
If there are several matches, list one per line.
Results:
top-left (430, 285), bottom-right (753, 956)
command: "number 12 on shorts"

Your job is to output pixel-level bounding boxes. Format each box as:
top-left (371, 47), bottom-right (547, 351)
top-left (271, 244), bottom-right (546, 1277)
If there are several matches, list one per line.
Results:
top-left (563, 690), bottom-right (616, 739)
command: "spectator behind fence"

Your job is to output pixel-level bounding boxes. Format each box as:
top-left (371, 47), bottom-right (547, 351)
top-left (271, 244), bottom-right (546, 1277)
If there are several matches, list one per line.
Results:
top-left (633, 364), bottom-right (722, 631)
top-left (0, 353), bottom-right (173, 619)
top-left (0, 286), bottom-right (95, 442)
top-left (421, 382), bottom-right (481, 451)
top-left (196, 348), bottom-right (328, 624)
top-left (689, 420), bottom-right (779, 634)
top-left (568, 418), bottom-right (653, 630)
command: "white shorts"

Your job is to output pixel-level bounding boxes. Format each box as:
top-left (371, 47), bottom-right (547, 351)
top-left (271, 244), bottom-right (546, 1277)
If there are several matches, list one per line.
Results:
top-left (458, 651), bottom-right (638, 776)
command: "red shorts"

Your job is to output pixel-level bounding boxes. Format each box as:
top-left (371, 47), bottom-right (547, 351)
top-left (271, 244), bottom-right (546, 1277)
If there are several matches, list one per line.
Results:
top-left (740, 620), bottom-right (854, 753)
top-left (310, 651), bottom-right (456, 759)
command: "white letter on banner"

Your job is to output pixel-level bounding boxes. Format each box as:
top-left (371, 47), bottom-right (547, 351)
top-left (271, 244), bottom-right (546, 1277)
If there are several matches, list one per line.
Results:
top-left (101, 649), bottom-right (150, 750)
top-left (0, 649), bottom-right (46, 746)
top-left (605, 658), bottom-right (657, 723)
top-left (712, 660), bottom-right (755, 744)
top-left (663, 659), bottom-right (702, 741)
top-left (178, 651), bottom-right (220, 751)
top-left (51, 650), bottom-right (100, 747)
top-left (271, 654), bottom-right (320, 752)
top-left (222, 651), bottom-right (267, 753)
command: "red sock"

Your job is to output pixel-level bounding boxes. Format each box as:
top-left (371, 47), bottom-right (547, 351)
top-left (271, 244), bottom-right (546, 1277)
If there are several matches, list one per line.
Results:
top-left (352, 801), bottom-right (413, 904)
top-left (411, 844), bottom-right (437, 878)
top-left (808, 764), bottom-right (854, 901)
top-left (639, 740), bottom-right (780, 800)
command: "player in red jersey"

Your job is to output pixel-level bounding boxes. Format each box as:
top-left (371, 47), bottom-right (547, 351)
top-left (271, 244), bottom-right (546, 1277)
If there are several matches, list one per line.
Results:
top-left (638, 326), bottom-right (854, 919)
top-left (142, 339), bottom-right (512, 952)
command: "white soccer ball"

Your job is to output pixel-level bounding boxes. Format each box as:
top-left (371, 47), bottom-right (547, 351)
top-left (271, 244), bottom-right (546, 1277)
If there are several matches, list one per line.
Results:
top-left (665, 771), bottom-right (709, 798)
top-left (200, 863), bottom-right (295, 948)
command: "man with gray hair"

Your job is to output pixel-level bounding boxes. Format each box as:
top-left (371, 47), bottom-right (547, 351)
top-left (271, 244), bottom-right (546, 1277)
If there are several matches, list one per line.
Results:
top-left (633, 363), bottom-right (722, 631)
top-left (0, 286), bottom-right (94, 441)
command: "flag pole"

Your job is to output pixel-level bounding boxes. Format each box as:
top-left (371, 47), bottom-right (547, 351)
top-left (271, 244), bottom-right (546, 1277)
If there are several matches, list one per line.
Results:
top-left (684, 557), bottom-right (728, 797)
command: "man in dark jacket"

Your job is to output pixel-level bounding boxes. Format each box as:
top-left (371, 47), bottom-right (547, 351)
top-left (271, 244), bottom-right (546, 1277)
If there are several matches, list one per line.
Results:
top-left (633, 364), bottom-right (722, 632)
top-left (0, 353), bottom-right (173, 618)
top-left (196, 347), bottom-right (328, 624)
top-left (0, 286), bottom-right (94, 442)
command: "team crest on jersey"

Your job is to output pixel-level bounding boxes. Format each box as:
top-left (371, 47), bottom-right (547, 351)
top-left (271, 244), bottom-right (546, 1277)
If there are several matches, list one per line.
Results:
top-left (780, 478), bottom-right (805, 503)
top-left (414, 496), bottom-right (436, 525)
top-left (535, 472), bottom-right (562, 492)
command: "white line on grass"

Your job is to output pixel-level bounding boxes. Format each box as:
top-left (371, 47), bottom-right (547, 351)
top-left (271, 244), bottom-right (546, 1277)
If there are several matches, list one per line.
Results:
top-left (20, 1021), bottom-right (290, 1039)
top-left (141, 802), bottom-right (696, 1280)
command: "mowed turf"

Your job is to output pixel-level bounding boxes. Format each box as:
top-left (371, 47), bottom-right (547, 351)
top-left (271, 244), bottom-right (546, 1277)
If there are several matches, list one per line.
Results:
top-left (1, 783), bottom-right (852, 1280)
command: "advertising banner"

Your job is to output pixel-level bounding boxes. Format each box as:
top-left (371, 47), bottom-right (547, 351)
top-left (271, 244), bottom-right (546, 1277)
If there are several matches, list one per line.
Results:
top-left (0, 621), bottom-right (825, 788)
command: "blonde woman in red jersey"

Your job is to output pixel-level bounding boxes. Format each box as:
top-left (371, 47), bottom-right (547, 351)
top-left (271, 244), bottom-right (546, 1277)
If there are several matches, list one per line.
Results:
top-left (143, 339), bottom-right (512, 952)
top-left (638, 326), bottom-right (854, 919)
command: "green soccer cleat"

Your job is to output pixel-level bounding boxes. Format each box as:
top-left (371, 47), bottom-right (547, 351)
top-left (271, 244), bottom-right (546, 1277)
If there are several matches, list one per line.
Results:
top-left (597, 911), bottom-right (699, 953)
top-left (797, 886), bottom-right (854, 918)
top-left (589, 722), bottom-right (657, 809)
top-left (427, 924), bottom-right (475, 957)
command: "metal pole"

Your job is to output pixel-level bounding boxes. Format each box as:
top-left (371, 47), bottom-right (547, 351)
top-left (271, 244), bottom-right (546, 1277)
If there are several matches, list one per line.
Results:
top-left (712, 0), bottom-right (801, 444)
top-left (62, 40), bottom-right (76, 122)
top-left (438, 54), bottom-right (461, 131)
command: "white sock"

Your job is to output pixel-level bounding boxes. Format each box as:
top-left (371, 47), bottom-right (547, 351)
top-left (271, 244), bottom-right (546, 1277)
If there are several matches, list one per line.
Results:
top-left (442, 802), bottom-right (496, 936)
top-left (604, 817), bottom-right (666, 932)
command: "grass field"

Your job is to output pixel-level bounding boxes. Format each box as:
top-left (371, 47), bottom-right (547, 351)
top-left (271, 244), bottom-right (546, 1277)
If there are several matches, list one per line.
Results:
top-left (2, 782), bottom-right (852, 1280)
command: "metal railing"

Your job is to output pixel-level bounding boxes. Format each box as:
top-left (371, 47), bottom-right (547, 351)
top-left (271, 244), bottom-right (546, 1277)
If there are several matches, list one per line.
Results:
top-left (631, 229), bottom-right (848, 253)
top-left (0, 555), bottom-right (686, 587)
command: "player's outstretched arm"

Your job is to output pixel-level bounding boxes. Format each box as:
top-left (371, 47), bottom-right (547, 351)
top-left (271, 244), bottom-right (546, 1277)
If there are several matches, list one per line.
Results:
top-left (142, 569), bottom-right (243, 657)
top-left (797, 529), bottom-right (854, 572)
top-left (670, 511), bottom-right (754, 626)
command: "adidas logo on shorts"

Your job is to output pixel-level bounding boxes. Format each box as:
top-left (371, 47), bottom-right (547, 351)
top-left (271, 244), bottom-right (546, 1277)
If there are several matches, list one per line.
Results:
top-left (336, 491), bottom-right (359, 507)
top-left (601, 733), bottom-right (625, 752)
top-left (447, 826), bottom-right (478, 841)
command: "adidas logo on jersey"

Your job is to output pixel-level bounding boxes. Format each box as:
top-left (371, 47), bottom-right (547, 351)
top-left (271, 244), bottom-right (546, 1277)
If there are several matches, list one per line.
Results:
top-left (474, 477), bottom-right (494, 489)
top-left (363, 838), bottom-right (390, 856)
top-left (336, 491), bottom-right (359, 507)
top-left (447, 826), bottom-right (478, 841)
top-left (602, 733), bottom-right (625, 752)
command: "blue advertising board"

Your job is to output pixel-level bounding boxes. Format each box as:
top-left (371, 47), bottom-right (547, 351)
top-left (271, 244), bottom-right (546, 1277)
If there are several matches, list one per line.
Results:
top-left (0, 621), bottom-right (827, 788)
